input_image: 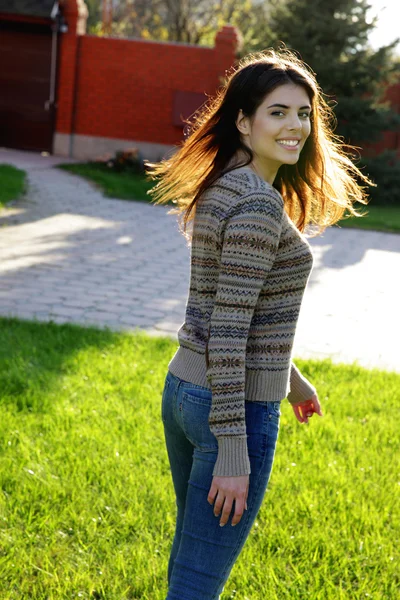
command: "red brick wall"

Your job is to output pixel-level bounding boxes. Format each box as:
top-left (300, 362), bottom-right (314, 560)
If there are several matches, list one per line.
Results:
top-left (57, 1), bottom-right (399, 157)
top-left (56, 1), bottom-right (240, 148)
top-left (63, 36), bottom-right (228, 145)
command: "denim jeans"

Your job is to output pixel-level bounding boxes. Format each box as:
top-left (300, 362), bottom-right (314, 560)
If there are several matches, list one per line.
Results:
top-left (161, 370), bottom-right (281, 600)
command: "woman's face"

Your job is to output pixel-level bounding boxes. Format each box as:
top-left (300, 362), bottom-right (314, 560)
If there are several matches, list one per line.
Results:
top-left (236, 83), bottom-right (312, 183)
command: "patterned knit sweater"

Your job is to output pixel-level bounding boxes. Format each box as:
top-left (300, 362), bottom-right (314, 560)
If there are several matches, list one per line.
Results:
top-left (168, 165), bottom-right (316, 477)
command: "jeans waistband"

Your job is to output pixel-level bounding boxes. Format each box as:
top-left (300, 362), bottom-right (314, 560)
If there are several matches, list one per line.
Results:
top-left (167, 371), bottom-right (282, 410)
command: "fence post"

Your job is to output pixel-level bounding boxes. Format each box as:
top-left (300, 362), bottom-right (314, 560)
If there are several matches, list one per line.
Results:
top-left (54, 0), bottom-right (88, 156)
top-left (214, 25), bottom-right (242, 86)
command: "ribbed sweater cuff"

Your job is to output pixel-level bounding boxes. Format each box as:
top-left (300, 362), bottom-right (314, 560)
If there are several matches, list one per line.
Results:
top-left (212, 437), bottom-right (251, 477)
top-left (287, 368), bottom-right (316, 404)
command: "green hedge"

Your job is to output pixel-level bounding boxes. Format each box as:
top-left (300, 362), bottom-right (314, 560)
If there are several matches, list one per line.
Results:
top-left (358, 150), bottom-right (400, 206)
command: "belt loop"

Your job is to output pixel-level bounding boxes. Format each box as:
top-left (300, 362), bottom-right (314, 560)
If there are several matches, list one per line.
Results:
top-left (173, 372), bottom-right (183, 400)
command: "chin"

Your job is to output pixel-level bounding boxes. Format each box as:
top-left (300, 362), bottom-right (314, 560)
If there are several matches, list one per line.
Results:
top-left (283, 155), bottom-right (301, 166)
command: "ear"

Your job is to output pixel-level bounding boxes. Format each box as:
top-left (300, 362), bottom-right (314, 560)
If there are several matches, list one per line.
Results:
top-left (236, 109), bottom-right (250, 136)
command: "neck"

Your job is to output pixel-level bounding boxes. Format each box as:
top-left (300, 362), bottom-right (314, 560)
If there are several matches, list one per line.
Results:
top-left (250, 157), bottom-right (279, 185)
top-left (228, 151), bottom-right (279, 185)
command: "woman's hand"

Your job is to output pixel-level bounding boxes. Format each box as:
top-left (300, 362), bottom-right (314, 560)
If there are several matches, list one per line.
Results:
top-left (292, 393), bottom-right (323, 423)
top-left (207, 475), bottom-right (249, 527)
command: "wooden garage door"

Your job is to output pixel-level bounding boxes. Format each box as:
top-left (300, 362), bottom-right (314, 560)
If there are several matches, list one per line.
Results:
top-left (0, 20), bottom-right (55, 153)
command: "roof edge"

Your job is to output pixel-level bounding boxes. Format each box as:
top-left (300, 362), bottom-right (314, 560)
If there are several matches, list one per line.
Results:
top-left (0, 12), bottom-right (53, 24)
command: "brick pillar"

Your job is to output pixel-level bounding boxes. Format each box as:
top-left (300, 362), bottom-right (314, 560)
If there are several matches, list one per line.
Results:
top-left (214, 25), bottom-right (242, 85)
top-left (54, 0), bottom-right (88, 155)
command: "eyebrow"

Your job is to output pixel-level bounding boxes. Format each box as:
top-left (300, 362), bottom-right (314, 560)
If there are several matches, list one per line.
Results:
top-left (267, 103), bottom-right (311, 110)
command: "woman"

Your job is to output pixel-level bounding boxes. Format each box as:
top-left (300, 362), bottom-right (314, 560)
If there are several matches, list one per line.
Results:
top-left (150, 49), bottom-right (369, 599)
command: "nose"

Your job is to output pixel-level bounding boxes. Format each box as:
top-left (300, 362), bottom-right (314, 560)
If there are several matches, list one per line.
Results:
top-left (287, 114), bottom-right (302, 131)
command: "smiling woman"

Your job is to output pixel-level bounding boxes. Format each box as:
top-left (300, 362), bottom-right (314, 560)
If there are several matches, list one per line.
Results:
top-left (147, 49), bottom-right (372, 600)
top-left (149, 49), bottom-right (372, 235)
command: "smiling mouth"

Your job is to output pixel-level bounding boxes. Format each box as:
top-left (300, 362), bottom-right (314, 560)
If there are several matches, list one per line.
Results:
top-left (276, 140), bottom-right (300, 148)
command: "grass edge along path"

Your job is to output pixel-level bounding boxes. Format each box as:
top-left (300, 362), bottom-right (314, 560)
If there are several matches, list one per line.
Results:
top-left (0, 316), bottom-right (398, 599)
top-left (0, 164), bottom-right (27, 208)
top-left (337, 204), bottom-right (400, 234)
top-left (57, 162), bottom-right (159, 204)
top-left (57, 162), bottom-right (399, 234)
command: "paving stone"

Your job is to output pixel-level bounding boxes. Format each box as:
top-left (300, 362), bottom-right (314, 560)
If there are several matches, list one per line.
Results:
top-left (83, 309), bottom-right (121, 322)
top-left (89, 302), bottom-right (129, 314)
top-left (0, 305), bottom-right (19, 315)
top-left (129, 308), bottom-right (167, 319)
top-left (63, 298), bottom-right (97, 309)
top-left (11, 309), bottom-right (53, 320)
top-left (118, 314), bottom-right (154, 328)
top-left (14, 295), bottom-right (63, 306)
top-left (154, 319), bottom-right (184, 332)
top-left (50, 307), bottom-right (86, 318)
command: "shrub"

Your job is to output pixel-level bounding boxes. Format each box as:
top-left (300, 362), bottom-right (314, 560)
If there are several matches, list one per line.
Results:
top-left (357, 150), bottom-right (400, 206)
top-left (94, 147), bottom-right (145, 174)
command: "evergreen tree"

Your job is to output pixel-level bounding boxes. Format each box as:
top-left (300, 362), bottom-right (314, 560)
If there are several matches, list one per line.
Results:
top-left (259, 0), bottom-right (400, 146)
top-left (84, 0), bottom-right (102, 33)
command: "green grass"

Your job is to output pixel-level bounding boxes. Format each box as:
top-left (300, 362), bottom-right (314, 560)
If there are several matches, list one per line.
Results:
top-left (337, 205), bottom-right (400, 234)
top-left (0, 316), bottom-right (399, 599)
top-left (57, 162), bottom-right (158, 203)
top-left (0, 164), bottom-right (27, 208)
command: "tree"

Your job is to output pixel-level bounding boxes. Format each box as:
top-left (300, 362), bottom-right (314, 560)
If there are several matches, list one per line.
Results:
top-left (94, 0), bottom-right (271, 48)
top-left (258, 0), bottom-right (400, 146)
top-left (84, 0), bottom-right (102, 33)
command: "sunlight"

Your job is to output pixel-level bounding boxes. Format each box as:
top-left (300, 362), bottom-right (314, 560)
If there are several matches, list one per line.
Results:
top-left (367, 0), bottom-right (400, 49)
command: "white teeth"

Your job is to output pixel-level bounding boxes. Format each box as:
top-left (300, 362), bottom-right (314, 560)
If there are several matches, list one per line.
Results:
top-left (277, 140), bottom-right (299, 146)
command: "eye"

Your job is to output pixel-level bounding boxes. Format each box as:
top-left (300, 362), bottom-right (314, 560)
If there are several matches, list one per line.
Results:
top-left (299, 112), bottom-right (311, 119)
top-left (271, 111), bottom-right (285, 117)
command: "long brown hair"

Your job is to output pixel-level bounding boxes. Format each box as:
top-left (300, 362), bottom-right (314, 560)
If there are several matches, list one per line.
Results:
top-left (148, 48), bottom-right (371, 238)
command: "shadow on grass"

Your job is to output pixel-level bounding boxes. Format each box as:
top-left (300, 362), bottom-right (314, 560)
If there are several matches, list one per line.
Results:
top-left (0, 316), bottom-right (175, 414)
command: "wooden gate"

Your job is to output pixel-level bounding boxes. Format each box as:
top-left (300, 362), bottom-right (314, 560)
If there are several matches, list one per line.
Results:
top-left (0, 19), bottom-right (56, 153)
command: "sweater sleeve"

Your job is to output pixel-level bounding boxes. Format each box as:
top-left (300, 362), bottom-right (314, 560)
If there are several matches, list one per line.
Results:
top-left (287, 361), bottom-right (316, 404)
top-left (206, 189), bottom-right (284, 477)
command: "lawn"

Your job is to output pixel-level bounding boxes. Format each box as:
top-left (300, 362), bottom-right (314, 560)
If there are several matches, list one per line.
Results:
top-left (57, 162), bottom-right (158, 203)
top-left (0, 164), bottom-right (27, 208)
top-left (0, 316), bottom-right (398, 599)
top-left (337, 205), bottom-right (400, 234)
top-left (56, 162), bottom-right (400, 234)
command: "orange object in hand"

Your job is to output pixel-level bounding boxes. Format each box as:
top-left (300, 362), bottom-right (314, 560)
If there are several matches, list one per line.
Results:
top-left (292, 394), bottom-right (323, 424)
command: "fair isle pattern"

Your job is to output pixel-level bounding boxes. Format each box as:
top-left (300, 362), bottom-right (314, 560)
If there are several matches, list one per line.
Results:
top-left (168, 166), bottom-right (315, 477)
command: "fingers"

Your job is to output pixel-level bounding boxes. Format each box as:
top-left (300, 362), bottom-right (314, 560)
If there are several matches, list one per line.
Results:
top-left (308, 394), bottom-right (323, 417)
top-left (293, 396), bottom-right (324, 423)
top-left (207, 476), bottom-right (249, 527)
top-left (213, 490), bottom-right (225, 519)
top-left (313, 397), bottom-right (323, 416)
top-left (214, 494), bottom-right (246, 527)
top-left (231, 497), bottom-right (246, 527)
top-left (219, 497), bottom-right (233, 526)
top-left (207, 480), bottom-right (218, 505)
top-left (293, 404), bottom-right (306, 423)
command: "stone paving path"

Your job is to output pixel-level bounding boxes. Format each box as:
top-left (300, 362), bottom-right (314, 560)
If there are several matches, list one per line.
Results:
top-left (1, 147), bottom-right (399, 373)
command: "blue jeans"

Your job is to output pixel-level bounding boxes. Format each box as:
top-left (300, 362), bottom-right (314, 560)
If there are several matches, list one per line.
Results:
top-left (161, 370), bottom-right (281, 600)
